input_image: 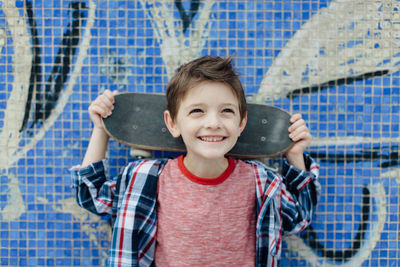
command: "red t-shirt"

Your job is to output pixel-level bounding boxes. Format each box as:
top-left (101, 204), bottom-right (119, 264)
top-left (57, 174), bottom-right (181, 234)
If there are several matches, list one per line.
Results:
top-left (156, 155), bottom-right (256, 266)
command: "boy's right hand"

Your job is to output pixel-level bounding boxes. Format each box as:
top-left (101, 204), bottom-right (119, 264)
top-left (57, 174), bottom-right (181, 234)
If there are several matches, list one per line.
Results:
top-left (88, 90), bottom-right (118, 130)
top-left (81, 90), bottom-right (118, 167)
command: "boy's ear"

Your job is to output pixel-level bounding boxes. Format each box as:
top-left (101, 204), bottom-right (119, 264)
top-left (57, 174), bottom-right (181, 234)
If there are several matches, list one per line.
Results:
top-left (238, 112), bottom-right (248, 136)
top-left (164, 110), bottom-right (181, 138)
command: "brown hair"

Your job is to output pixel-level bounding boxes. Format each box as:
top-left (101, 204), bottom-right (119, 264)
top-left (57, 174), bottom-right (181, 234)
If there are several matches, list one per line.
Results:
top-left (166, 55), bottom-right (247, 121)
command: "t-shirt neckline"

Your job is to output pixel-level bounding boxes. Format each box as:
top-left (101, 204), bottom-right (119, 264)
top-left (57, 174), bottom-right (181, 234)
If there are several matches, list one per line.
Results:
top-left (177, 155), bottom-right (235, 185)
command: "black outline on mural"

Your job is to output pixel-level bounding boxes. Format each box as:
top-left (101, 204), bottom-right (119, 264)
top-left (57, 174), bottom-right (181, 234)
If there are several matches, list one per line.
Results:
top-left (309, 145), bottom-right (399, 169)
top-left (12, 1), bottom-right (394, 264)
top-left (20, 1), bottom-right (87, 132)
top-left (301, 186), bottom-right (370, 261)
top-left (20, 0), bottom-right (42, 132)
top-left (287, 70), bottom-right (390, 98)
top-left (286, 68), bottom-right (396, 260)
top-left (287, 69), bottom-right (399, 169)
top-left (174, 0), bottom-right (201, 33)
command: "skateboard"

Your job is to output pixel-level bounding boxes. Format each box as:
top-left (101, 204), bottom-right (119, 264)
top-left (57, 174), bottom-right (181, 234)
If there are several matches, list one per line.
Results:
top-left (102, 92), bottom-right (293, 158)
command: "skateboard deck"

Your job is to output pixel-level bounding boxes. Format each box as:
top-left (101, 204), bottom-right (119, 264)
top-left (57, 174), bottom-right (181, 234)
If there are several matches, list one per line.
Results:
top-left (102, 92), bottom-right (293, 158)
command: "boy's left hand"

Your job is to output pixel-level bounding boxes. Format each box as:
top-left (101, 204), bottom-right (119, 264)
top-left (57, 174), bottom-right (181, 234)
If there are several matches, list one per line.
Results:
top-left (285, 114), bottom-right (312, 169)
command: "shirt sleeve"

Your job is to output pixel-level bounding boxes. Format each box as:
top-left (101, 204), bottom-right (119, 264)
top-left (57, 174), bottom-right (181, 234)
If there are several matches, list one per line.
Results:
top-left (280, 154), bottom-right (321, 235)
top-left (71, 160), bottom-right (119, 216)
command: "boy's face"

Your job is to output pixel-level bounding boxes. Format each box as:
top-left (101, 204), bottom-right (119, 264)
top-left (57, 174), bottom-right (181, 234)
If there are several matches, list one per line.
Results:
top-left (164, 81), bottom-right (247, 162)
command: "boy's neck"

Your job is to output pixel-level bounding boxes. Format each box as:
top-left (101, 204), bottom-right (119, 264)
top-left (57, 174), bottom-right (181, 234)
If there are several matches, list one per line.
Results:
top-left (183, 154), bottom-right (229, 179)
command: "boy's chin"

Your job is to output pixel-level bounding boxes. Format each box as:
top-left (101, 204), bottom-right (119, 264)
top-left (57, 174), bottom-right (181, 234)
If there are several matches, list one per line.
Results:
top-left (192, 149), bottom-right (233, 161)
top-left (184, 139), bottom-right (237, 160)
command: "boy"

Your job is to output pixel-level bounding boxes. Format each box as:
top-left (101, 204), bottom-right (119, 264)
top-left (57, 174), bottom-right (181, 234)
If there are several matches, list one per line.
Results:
top-left (72, 56), bottom-right (320, 267)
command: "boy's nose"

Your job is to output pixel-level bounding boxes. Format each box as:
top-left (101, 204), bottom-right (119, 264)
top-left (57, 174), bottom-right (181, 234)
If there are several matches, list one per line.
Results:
top-left (204, 113), bottom-right (221, 128)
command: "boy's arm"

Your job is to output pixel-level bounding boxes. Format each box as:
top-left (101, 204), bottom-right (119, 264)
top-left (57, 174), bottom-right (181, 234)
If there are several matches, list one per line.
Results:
top-left (81, 127), bottom-right (110, 167)
top-left (281, 154), bottom-right (320, 234)
top-left (71, 160), bottom-right (118, 216)
top-left (71, 90), bottom-right (119, 215)
top-left (285, 153), bottom-right (305, 171)
top-left (80, 89), bottom-right (118, 168)
top-left (281, 113), bottom-right (320, 233)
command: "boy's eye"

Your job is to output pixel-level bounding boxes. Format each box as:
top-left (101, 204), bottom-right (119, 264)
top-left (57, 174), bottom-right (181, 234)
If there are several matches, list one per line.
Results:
top-left (222, 108), bottom-right (234, 113)
top-left (189, 108), bottom-right (203, 114)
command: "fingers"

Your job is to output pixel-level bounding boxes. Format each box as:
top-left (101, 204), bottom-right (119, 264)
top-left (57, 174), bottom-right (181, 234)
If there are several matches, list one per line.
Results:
top-left (288, 114), bottom-right (312, 143)
top-left (87, 90), bottom-right (118, 129)
top-left (289, 113), bottom-right (302, 123)
top-left (289, 128), bottom-right (312, 143)
top-left (89, 104), bottom-right (111, 119)
top-left (100, 89), bottom-right (116, 112)
top-left (89, 90), bottom-right (117, 118)
top-left (288, 114), bottom-right (305, 134)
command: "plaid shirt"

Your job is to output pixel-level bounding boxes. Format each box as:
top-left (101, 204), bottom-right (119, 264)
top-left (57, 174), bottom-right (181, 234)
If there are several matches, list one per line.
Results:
top-left (71, 155), bottom-right (320, 267)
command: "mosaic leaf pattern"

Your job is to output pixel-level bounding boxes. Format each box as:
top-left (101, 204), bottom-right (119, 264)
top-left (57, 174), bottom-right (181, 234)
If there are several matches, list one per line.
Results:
top-left (0, 0), bottom-right (398, 266)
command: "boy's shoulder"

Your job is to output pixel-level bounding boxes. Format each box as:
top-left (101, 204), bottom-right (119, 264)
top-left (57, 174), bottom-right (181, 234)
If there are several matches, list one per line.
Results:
top-left (128, 157), bottom-right (170, 167)
top-left (123, 158), bottom-right (170, 176)
top-left (239, 158), bottom-right (279, 173)
top-left (125, 157), bottom-right (279, 174)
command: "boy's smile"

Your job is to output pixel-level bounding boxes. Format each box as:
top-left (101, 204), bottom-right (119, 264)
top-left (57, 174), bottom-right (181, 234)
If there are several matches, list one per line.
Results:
top-left (198, 136), bottom-right (225, 142)
top-left (164, 81), bottom-right (247, 177)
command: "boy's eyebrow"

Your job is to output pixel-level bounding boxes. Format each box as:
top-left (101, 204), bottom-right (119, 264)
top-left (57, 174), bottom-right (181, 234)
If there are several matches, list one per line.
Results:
top-left (181, 103), bottom-right (203, 110)
top-left (185, 102), bottom-right (239, 107)
top-left (182, 103), bottom-right (239, 111)
top-left (222, 103), bottom-right (239, 107)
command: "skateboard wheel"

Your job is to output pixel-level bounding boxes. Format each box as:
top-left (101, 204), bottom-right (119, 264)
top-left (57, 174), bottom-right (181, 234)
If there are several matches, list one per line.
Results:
top-left (130, 148), bottom-right (153, 159)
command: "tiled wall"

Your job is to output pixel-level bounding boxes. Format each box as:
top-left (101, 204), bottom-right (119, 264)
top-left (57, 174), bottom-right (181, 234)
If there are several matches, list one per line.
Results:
top-left (0, 0), bottom-right (399, 266)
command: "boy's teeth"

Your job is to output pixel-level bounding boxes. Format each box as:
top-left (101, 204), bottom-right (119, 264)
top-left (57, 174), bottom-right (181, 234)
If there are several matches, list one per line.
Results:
top-left (200, 137), bottom-right (223, 142)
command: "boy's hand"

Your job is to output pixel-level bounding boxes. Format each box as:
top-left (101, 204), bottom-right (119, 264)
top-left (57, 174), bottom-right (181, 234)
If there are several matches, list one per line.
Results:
top-left (81, 90), bottom-right (118, 167)
top-left (285, 114), bottom-right (312, 170)
top-left (88, 90), bottom-right (118, 131)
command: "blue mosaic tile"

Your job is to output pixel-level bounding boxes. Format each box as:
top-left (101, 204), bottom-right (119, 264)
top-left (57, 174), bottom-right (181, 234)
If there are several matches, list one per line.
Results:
top-left (0, 0), bottom-right (398, 266)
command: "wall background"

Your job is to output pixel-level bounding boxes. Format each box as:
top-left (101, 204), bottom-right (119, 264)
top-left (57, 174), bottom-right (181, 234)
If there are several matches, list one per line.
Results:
top-left (0, 0), bottom-right (399, 266)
